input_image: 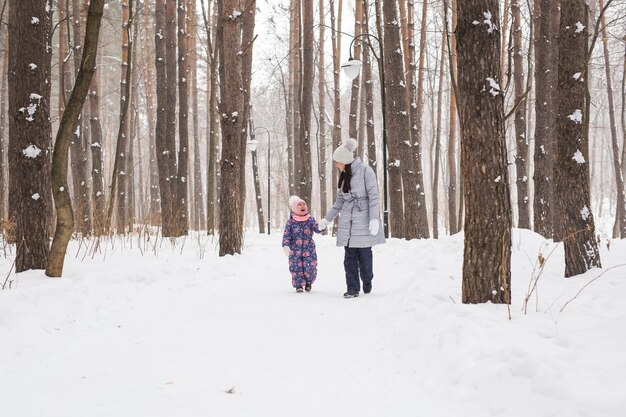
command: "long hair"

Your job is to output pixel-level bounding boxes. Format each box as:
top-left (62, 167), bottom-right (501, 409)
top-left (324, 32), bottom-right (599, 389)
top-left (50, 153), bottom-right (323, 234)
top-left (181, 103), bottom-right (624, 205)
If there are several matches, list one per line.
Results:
top-left (338, 163), bottom-right (352, 193)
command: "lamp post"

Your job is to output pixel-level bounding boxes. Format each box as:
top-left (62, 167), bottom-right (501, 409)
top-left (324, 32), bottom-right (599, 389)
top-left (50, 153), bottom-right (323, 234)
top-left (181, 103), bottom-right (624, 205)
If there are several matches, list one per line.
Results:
top-left (248, 127), bottom-right (271, 234)
top-left (341, 33), bottom-right (389, 238)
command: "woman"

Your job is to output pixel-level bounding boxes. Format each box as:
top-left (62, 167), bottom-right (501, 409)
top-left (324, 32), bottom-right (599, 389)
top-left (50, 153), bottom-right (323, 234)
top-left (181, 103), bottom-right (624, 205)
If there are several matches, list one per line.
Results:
top-left (318, 138), bottom-right (385, 298)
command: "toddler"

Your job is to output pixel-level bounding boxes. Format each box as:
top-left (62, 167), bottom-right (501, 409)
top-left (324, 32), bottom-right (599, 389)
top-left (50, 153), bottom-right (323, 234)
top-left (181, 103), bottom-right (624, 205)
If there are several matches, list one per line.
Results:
top-left (282, 196), bottom-right (322, 293)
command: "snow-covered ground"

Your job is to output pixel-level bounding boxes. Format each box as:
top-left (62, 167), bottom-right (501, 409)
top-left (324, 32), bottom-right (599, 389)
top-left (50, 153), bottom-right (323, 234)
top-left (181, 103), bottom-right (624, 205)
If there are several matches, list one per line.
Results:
top-left (1, 229), bottom-right (625, 417)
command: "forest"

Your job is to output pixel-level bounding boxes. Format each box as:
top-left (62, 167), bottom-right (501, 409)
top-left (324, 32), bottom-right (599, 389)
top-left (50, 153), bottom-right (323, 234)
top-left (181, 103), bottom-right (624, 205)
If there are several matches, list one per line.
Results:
top-left (0, 0), bottom-right (625, 294)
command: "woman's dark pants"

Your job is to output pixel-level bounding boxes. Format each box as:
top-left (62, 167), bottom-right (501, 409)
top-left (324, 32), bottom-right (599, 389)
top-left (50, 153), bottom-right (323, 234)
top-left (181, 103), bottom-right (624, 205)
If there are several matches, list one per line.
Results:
top-left (343, 247), bottom-right (373, 293)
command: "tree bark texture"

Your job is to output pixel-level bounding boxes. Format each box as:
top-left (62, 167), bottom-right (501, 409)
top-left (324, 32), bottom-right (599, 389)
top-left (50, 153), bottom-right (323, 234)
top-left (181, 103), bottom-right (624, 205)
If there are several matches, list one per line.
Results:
top-left (217, 0), bottom-right (244, 256)
top-left (8, 0), bottom-right (53, 271)
top-left (47, 0), bottom-right (105, 277)
top-left (533, 0), bottom-right (555, 238)
top-left (381, 0), bottom-right (408, 237)
top-left (555, 0), bottom-right (601, 277)
top-left (330, 0), bottom-right (342, 206)
top-left (176, 0), bottom-right (189, 235)
top-left (446, 0), bottom-right (459, 235)
top-left (71, 0), bottom-right (93, 236)
top-left (457, 0), bottom-right (512, 303)
top-left (512, 0), bottom-right (529, 229)
top-left (317, 0), bottom-right (328, 217)
top-left (296, 0), bottom-right (313, 202)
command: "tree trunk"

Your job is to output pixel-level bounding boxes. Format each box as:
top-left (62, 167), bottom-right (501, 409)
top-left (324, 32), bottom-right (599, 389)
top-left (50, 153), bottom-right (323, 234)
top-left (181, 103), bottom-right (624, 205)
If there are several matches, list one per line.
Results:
top-left (289, 0), bottom-right (301, 198)
top-left (238, 0), bottom-right (256, 227)
top-left (317, 0), bottom-right (328, 217)
top-left (446, 0), bottom-right (459, 235)
top-left (407, 0), bottom-right (430, 239)
top-left (555, 0), bottom-right (601, 277)
top-left (200, 0), bottom-right (218, 235)
top-left (88, 33), bottom-right (105, 236)
top-left (71, 0), bottom-right (93, 236)
top-left (457, 0), bottom-right (512, 304)
top-left (362, 0), bottom-right (377, 173)
top-left (141, 6), bottom-right (160, 225)
top-left (175, 0), bottom-right (189, 235)
top-left (0, 31), bottom-right (7, 235)
top-left (154, 0), bottom-right (175, 236)
top-left (511, 0), bottom-right (529, 229)
top-left (432, 30), bottom-right (446, 239)
top-left (163, 0), bottom-right (179, 236)
top-left (47, 0), bottom-right (105, 277)
top-left (348, 0), bottom-right (362, 141)
top-left (8, 0), bottom-right (53, 271)
top-left (188, 0), bottom-right (205, 231)
top-left (249, 113), bottom-right (265, 234)
top-left (598, 0), bottom-right (626, 238)
top-left (217, 0), bottom-right (244, 256)
top-left (533, 0), bottom-right (555, 238)
top-left (381, 0), bottom-right (407, 237)
top-left (330, 0), bottom-right (342, 206)
top-left (296, 0), bottom-right (313, 202)
top-left (106, 0), bottom-right (134, 234)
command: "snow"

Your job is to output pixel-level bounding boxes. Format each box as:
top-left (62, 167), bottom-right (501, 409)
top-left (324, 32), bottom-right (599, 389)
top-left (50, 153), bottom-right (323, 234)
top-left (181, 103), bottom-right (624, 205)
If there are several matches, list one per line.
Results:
top-left (572, 150), bottom-right (586, 164)
top-left (28, 63), bottom-right (38, 71)
top-left (575, 21), bottom-right (585, 33)
top-left (22, 144), bottom-right (42, 158)
top-left (480, 11), bottom-right (498, 34)
top-left (581, 205), bottom-right (591, 221)
top-left (568, 109), bottom-right (583, 124)
top-left (573, 72), bottom-right (582, 81)
top-left (1, 231), bottom-right (625, 417)
top-left (485, 77), bottom-right (501, 97)
top-left (31, 193), bottom-right (40, 200)
top-left (31, 16), bottom-right (40, 25)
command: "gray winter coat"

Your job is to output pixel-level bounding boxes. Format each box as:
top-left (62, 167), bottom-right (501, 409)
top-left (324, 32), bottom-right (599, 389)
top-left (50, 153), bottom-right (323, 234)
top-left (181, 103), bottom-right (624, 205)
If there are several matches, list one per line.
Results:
top-left (324, 158), bottom-right (386, 248)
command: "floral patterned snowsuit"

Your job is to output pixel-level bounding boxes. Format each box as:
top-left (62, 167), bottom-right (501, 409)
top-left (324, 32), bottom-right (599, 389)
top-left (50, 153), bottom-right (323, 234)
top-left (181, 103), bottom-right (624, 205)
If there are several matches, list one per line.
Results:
top-left (282, 214), bottom-right (321, 289)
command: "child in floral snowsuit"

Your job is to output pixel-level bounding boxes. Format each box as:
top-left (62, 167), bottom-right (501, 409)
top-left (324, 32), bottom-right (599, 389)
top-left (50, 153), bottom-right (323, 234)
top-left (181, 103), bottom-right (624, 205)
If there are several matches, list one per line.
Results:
top-left (282, 196), bottom-right (322, 293)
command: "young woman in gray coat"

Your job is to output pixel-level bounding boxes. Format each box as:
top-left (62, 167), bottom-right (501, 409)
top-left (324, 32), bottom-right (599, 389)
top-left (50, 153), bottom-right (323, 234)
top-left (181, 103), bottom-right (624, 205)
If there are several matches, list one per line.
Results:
top-left (318, 138), bottom-right (385, 298)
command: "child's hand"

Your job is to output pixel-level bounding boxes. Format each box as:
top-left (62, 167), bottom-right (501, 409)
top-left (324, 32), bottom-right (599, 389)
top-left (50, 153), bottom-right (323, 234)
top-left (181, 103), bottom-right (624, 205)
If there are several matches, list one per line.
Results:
top-left (318, 219), bottom-right (329, 230)
top-left (283, 246), bottom-right (291, 257)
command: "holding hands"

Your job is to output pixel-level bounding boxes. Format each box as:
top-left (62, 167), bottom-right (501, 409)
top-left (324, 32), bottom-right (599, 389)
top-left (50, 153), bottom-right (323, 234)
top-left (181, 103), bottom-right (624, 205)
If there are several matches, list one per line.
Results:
top-left (318, 219), bottom-right (329, 230)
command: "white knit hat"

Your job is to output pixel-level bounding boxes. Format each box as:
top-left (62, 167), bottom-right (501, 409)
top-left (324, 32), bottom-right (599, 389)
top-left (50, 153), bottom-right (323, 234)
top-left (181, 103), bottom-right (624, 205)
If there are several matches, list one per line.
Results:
top-left (289, 195), bottom-right (305, 213)
top-left (332, 138), bottom-right (358, 164)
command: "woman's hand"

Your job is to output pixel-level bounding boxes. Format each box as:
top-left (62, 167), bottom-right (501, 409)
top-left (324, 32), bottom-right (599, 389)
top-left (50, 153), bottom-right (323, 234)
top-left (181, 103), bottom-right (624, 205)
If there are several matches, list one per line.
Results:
top-left (318, 219), bottom-right (329, 230)
top-left (369, 219), bottom-right (379, 236)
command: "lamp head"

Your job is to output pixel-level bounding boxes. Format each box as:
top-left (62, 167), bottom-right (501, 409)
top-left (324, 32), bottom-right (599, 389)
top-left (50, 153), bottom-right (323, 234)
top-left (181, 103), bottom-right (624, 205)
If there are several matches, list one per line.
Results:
top-left (341, 59), bottom-right (362, 81)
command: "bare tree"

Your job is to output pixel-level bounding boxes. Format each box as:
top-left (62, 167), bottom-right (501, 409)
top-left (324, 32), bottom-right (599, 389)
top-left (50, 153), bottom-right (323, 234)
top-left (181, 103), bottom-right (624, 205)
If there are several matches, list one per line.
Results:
top-left (217, 0), bottom-right (245, 255)
top-left (317, 0), bottom-right (328, 216)
top-left (380, 0), bottom-right (408, 237)
top-left (445, 0), bottom-right (459, 235)
top-left (71, 0), bottom-right (93, 236)
top-left (457, 0), bottom-right (512, 303)
top-left (598, 0), bottom-right (626, 238)
top-left (533, 0), bottom-right (556, 238)
top-left (189, 0), bottom-right (205, 231)
top-left (512, 0), bottom-right (529, 229)
top-left (7, 0), bottom-right (53, 271)
top-left (106, 0), bottom-right (134, 234)
top-left (296, 0), bottom-right (314, 202)
top-left (555, 0), bottom-right (601, 277)
top-left (175, 0), bottom-right (189, 235)
top-left (330, 0), bottom-right (342, 204)
top-left (0, 22), bottom-right (7, 236)
top-left (47, 0), bottom-right (106, 277)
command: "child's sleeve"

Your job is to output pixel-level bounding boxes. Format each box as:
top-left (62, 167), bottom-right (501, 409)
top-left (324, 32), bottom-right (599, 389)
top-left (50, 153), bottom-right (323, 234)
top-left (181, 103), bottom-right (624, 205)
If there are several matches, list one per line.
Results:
top-left (311, 217), bottom-right (322, 234)
top-left (282, 219), bottom-right (292, 247)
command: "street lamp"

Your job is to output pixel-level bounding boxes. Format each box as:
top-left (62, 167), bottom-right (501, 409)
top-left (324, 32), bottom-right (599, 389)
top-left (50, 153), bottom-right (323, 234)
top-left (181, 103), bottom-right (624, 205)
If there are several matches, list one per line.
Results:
top-left (342, 33), bottom-right (389, 238)
top-left (248, 126), bottom-right (271, 235)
